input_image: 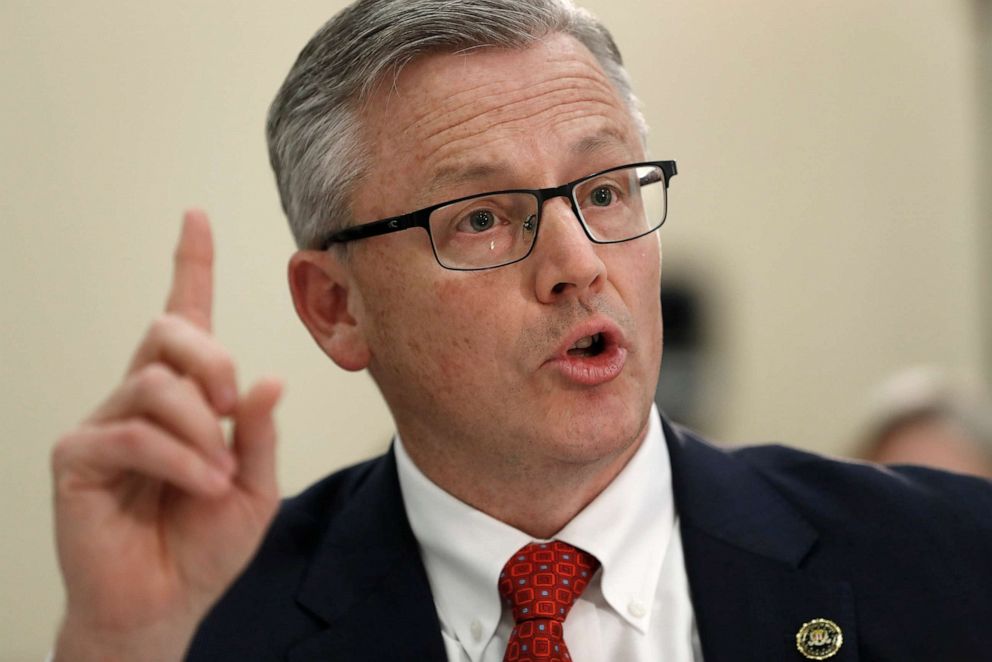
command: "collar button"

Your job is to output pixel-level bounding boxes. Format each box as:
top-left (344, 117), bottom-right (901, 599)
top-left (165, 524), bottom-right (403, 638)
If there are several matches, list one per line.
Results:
top-left (627, 600), bottom-right (647, 618)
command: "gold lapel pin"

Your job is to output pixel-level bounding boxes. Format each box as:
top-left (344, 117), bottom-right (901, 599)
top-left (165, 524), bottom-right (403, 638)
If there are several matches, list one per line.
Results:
top-left (796, 618), bottom-right (843, 660)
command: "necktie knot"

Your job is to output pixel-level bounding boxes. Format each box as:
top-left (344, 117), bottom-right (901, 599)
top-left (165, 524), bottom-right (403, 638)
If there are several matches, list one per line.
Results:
top-left (498, 541), bottom-right (600, 661)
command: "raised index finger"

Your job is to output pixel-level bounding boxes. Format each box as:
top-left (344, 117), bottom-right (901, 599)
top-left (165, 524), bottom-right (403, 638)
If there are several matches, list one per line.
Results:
top-left (166, 209), bottom-right (214, 332)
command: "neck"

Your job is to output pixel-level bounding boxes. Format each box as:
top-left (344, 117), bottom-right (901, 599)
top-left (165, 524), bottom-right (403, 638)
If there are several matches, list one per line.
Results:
top-left (398, 419), bottom-right (650, 539)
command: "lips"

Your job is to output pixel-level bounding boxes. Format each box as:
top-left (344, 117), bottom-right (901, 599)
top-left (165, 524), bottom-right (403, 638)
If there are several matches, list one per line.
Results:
top-left (547, 319), bottom-right (628, 386)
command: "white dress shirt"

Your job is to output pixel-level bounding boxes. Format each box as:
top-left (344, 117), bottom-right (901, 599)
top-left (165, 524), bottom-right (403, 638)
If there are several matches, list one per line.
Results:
top-left (394, 405), bottom-right (703, 661)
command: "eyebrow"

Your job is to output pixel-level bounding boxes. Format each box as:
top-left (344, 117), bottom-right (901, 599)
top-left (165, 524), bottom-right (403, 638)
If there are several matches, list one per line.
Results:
top-left (568, 127), bottom-right (630, 156)
top-left (428, 161), bottom-right (510, 194)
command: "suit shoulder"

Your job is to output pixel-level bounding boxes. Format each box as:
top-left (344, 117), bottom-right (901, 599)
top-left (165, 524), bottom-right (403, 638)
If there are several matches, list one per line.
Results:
top-left (731, 442), bottom-right (992, 540)
top-left (277, 454), bottom-right (387, 529)
top-left (246, 452), bottom-right (391, 566)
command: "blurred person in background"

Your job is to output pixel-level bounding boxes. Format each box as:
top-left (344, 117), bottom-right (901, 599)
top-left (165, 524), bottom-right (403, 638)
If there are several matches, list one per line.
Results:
top-left (858, 366), bottom-right (992, 478)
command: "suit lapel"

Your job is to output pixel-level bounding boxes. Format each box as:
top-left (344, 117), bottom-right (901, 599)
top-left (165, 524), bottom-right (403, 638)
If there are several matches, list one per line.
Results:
top-left (287, 450), bottom-right (447, 661)
top-left (664, 419), bottom-right (860, 661)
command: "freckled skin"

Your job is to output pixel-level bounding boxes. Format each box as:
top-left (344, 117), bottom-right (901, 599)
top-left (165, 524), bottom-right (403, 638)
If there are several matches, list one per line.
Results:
top-left (334, 35), bottom-right (663, 535)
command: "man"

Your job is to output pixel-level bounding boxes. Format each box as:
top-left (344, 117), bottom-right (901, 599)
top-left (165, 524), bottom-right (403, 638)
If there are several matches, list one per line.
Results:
top-left (51, 1), bottom-right (992, 660)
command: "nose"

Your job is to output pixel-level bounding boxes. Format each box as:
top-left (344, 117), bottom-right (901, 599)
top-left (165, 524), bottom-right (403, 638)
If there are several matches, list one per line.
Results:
top-left (529, 196), bottom-right (607, 304)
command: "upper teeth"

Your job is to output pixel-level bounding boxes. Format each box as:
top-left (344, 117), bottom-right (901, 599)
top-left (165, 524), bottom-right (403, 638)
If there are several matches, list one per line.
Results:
top-left (572, 333), bottom-right (601, 350)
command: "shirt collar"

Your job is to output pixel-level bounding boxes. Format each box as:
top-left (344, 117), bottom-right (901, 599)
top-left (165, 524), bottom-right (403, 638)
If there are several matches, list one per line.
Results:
top-left (395, 405), bottom-right (673, 658)
top-left (556, 404), bottom-right (673, 634)
top-left (395, 437), bottom-right (530, 660)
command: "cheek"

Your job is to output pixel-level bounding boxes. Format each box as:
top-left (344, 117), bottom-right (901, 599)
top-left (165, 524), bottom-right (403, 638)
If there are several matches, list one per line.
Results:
top-left (613, 241), bottom-right (663, 351)
top-left (430, 279), bottom-right (513, 375)
top-left (362, 261), bottom-right (515, 393)
top-left (359, 257), bottom-right (434, 370)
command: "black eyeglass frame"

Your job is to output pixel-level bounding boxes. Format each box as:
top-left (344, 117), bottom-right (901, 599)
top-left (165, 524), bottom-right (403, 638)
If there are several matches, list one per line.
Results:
top-left (319, 159), bottom-right (678, 271)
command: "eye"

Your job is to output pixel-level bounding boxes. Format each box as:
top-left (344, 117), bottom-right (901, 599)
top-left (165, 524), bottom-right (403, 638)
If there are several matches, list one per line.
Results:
top-left (590, 186), bottom-right (615, 207)
top-left (464, 209), bottom-right (496, 233)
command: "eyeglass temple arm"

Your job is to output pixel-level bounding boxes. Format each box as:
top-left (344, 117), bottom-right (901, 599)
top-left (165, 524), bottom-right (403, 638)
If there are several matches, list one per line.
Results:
top-left (321, 214), bottom-right (423, 249)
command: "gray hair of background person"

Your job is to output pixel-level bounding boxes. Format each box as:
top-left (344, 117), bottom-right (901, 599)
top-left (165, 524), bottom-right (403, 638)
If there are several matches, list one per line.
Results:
top-left (266, 0), bottom-right (649, 251)
top-left (859, 366), bottom-right (992, 464)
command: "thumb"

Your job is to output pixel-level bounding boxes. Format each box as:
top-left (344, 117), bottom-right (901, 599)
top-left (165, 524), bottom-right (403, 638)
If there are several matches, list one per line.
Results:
top-left (232, 377), bottom-right (283, 498)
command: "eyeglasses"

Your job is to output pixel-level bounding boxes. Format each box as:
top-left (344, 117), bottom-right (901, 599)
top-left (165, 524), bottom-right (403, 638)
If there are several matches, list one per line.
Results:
top-left (320, 160), bottom-right (677, 271)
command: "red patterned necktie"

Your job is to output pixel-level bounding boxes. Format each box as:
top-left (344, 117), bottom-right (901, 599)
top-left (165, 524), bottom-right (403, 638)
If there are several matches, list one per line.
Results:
top-left (498, 540), bottom-right (600, 662)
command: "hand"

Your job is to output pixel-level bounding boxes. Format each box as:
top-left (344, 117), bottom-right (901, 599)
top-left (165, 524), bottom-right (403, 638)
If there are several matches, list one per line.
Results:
top-left (51, 211), bottom-right (283, 661)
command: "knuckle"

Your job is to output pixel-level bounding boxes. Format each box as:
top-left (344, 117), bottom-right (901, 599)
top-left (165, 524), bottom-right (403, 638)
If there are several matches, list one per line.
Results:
top-left (204, 347), bottom-right (236, 381)
top-left (176, 452), bottom-right (202, 480)
top-left (132, 362), bottom-right (176, 396)
top-left (147, 313), bottom-right (179, 340)
top-left (135, 314), bottom-right (183, 363)
top-left (50, 432), bottom-right (78, 472)
top-left (51, 426), bottom-right (97, 470)
top-left (112, 419), bottom-right (151, 450)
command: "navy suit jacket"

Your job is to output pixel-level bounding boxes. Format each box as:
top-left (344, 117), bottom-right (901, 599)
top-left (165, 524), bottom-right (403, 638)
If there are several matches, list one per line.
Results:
top-left (188, 418), bottom-right (992, 661)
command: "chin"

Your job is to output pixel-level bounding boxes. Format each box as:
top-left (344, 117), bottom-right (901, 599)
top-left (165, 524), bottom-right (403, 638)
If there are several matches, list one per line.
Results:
top-left (538, 388), bottom-right (652, 465)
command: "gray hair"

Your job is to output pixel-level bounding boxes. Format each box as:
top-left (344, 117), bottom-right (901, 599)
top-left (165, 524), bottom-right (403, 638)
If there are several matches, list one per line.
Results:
top-left (266, 0), bottom-right (647, 250)
top-left (860, 366), bottom-right (992, 461)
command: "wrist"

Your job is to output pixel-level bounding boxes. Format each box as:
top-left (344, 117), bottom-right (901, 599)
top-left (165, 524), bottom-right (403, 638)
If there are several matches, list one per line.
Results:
top-left (54, 613), bottom-right (196, 662)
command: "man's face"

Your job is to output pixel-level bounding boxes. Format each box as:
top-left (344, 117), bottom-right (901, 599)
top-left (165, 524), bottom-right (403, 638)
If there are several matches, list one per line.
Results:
top-left (345, 33), bottom-right (663, 472)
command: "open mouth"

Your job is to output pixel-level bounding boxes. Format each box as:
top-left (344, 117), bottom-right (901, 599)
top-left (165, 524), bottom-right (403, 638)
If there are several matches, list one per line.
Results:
top-left (566, 332), bottom-right (606, 358)
top-left (550, 325), bottom-right (627, 386)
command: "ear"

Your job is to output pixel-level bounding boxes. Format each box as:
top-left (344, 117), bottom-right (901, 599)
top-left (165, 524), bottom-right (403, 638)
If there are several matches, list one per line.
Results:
top-left (288, 250), bottom-right (371, 371)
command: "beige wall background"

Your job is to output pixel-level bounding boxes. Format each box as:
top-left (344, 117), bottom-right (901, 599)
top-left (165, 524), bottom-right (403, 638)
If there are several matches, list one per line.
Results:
top-left (1, 1), bottom-right (988, 658)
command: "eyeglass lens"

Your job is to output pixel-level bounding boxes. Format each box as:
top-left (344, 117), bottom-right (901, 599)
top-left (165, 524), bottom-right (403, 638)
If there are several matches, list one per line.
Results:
top-left (427, 164), bottom-right (667, 270)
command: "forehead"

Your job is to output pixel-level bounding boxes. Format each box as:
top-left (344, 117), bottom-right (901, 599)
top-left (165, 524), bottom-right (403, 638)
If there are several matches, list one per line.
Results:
top-left (354, 33), bottom-right (641, 215)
